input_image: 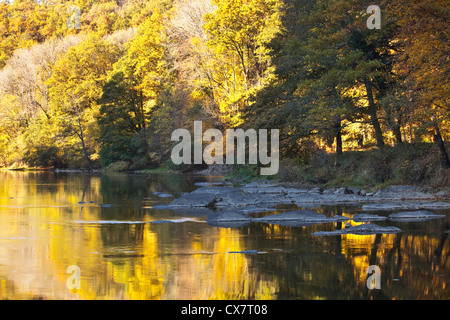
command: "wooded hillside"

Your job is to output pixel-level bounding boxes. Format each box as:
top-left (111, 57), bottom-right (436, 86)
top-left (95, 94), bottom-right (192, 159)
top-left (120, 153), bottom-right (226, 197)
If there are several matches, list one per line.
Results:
top-left (0, 0), bottom-right (448, 182)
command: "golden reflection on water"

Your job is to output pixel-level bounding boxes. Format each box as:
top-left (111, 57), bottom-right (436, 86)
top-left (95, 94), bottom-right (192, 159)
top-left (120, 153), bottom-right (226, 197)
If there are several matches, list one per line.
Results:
top-left (0, 171), bottom-right (448, 300)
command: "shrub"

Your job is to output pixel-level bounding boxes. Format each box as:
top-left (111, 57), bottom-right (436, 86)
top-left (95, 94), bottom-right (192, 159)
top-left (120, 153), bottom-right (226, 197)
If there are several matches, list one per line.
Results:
top-left (105, 160), bottom-right (131, 171)
top-left (276, 142), bottom-right (449, 188)
top-left (24, 145), bottom-right (66, 168)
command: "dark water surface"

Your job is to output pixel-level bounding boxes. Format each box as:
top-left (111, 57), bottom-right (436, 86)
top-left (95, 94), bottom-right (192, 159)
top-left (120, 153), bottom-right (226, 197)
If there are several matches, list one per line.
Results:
top-left (0, 171), bottom-right (448, 299)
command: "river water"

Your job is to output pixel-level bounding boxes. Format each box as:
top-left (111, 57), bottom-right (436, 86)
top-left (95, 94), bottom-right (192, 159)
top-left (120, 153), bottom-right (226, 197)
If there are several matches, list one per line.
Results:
top-left (0, 171), bottom-right (448, 300)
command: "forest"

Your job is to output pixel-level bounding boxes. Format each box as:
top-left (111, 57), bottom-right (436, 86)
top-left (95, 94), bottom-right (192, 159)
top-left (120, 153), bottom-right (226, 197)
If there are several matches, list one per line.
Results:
top-left (0, 0), bottom-right (448, 187)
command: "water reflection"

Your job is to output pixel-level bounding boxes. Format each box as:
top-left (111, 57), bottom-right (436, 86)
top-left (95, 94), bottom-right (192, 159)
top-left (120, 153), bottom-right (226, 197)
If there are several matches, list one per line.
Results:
top-left (0, 171), bottom-right (448, 299)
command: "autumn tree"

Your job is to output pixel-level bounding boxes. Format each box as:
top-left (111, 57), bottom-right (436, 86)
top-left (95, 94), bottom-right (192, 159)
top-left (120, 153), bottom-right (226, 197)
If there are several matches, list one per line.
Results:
top-left (97, 11), bottom-right (177, 167)
top-left (0, 35), bottom-right (82, 166)
top-left (48, 35), bottom-right (121, 165)
top-left (391, 0), bottom-right (449, 167)
top-left (246, 0), bottom-right (405, 158)
top-left (199, 0), bottom-right (283, 126)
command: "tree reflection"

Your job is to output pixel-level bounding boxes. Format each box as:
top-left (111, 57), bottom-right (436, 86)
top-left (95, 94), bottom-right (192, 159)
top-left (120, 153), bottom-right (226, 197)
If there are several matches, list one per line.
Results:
top-left (0, 172), bottom-right (448, 299)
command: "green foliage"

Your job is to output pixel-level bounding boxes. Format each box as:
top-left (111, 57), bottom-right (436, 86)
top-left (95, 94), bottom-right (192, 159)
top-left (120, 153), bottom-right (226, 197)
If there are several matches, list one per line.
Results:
top-left (244, 0), bottom-right (402, 154)
top-left (104, 160), bottom-right (131, 172)
top-left (200, 0), bottom-right (283, 126)
top-left (24, 145), bottom-right (62, 168)
top-left (98, 70), bottom-right (145, 166)
top-left (0, 0), bottom-right (448, 182)
top-left (224, 165), bottom-right (263, 184)
top-left (287, 143), bottom-right (450, 188)
top-left (164, 157), bottom-right (192, 173)
top-left (97, 11), bottom-right (177, 169)
top-left (46, 34), bottom-right (122, 165)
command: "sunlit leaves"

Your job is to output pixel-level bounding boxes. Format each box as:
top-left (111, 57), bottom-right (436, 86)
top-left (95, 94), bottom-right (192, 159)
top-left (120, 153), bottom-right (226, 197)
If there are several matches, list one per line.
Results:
top-left (200, 0), bottom-right (283, 126)
top-left (46, 35), bottom-right (121, 164)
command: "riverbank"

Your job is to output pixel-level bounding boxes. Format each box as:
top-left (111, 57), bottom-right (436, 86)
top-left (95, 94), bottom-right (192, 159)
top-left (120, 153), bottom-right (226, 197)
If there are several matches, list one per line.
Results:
top-left (3, 142), bottom-right (449, 195)
top-left (154, 181), bottom-right (450, 231)
top-left (163, 182), bottom-right (450, 210)
top-left (223, 142), bottom-right (450, 191)
top-left (153, 180), bottom-right (450, 232)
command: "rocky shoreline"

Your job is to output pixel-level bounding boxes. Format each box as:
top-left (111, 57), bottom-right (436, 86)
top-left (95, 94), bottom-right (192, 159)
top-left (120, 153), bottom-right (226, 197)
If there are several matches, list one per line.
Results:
top-left (156, 181), bottom-right (450, 235)
top-left (166, 182), bottom-right (450, 210)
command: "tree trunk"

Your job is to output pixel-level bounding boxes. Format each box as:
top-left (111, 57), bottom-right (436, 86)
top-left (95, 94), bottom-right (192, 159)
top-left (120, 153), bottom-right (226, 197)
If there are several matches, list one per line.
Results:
top-left (393, 110), bottom-right (403, 144)
top-left (432, 114), bottom-right (450, 168)
top-left (393, 121), bottom-right (403, 145)
top-left (139, 92), bottom-right (146, 129)
top-left (364, 77), bottom-right (384, 147)
top-left (331, 87), bottom-right (343, 156)
top-left (77, 115), bottom-right (91, 164)
top-left (335, 116), bottom-right (343, 156)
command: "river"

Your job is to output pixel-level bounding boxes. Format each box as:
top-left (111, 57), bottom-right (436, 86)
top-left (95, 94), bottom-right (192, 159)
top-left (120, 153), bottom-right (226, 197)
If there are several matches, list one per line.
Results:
top-left (0, 171), bottom-right (448, 299)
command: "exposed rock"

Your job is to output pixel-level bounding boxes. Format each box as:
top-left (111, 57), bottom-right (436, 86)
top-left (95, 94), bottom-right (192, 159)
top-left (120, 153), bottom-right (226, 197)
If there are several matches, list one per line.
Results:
top-left (191, 186), bottom-right (235, 194)
top-left (243, 181), bottom-right (279, 188)
top-left (264, 220), bottom-right (327, 227)
top-left (228, 250), bottom-right (266, 254)
top-left (254, 210), bottom-right (321, 222)
top-left (332, 215), bottom-right (352, 222)
top-left (214, 189), bottom-right (268, 207)
top-left (334, 187), bottom-right (348, 194)
top-left (151, 204), bottom-right (170, 209)
top-left (240, 207), bottom-right (279, 214)
top-left (166, 183), bottom-right (450, 209)
top-left (388, 210), bottom-right (446, 222)
top-left (284, 187), bottom-right (310, 194)
top-left (168, 192), bottom-right (217, 208)
top-left (348, 187), bottom-right (361, 195)
top-left (254, 210), bottom-right (350, 224)
top-left (334, 187), bottom-right (360, 195)
top-left (372, 185), bottom-right (435, 200)
top-left (310, 187), bottom-right (324, 194)
top-left (285, 193), bottom-right (320, 202)
top-left (167, 186), bottom-right (282, 208)
top-left (362, 203), bottom-right (411, 211)
top-left (241, 184), bottom-right (288, 194)
top-left (435, 190), bottom-right (450, 200)
top-left (194, 182), bottom-right (213, 187)
top-left (206, 211), bottom-right (252, 228)
top-left (158, 193), bottom-right (173, 198)
top-left (362, 202), bottom-right (450, 211)
top-left (352, 213), bottom-right (388, 222)
top-left (418, 202), bottom-right (450, 209)
top-left (290, 193), bottom-right (367, 205)
top-left (312, 223), bottom-right (402, 236)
